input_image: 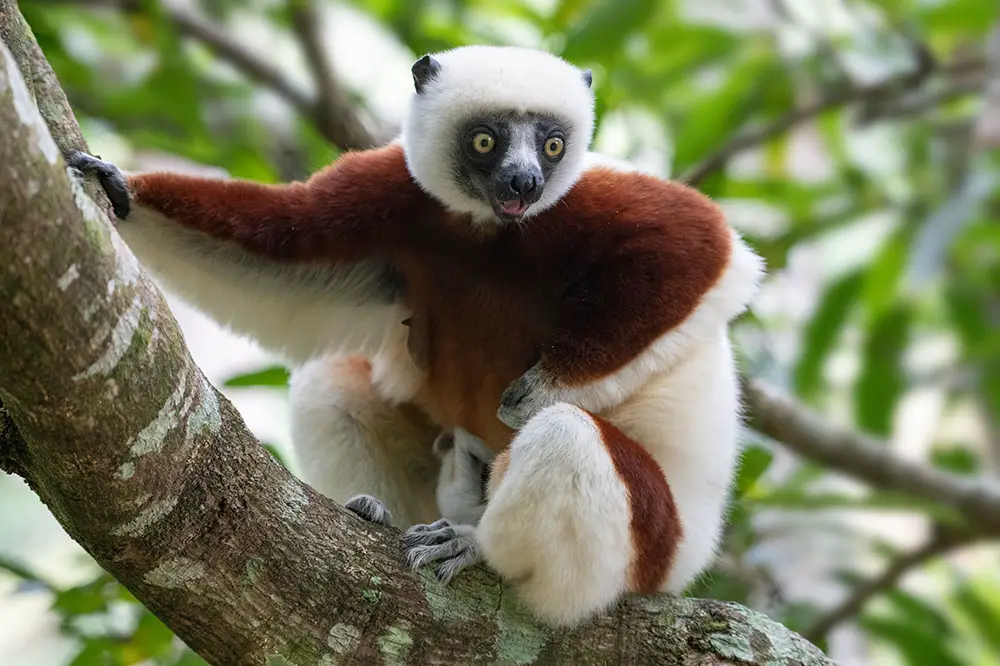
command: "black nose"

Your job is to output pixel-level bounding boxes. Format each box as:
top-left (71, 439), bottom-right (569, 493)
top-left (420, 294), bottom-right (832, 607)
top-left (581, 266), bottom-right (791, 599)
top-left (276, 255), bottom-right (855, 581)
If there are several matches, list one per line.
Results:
top-left (510, 173), bottom-right (537, 198)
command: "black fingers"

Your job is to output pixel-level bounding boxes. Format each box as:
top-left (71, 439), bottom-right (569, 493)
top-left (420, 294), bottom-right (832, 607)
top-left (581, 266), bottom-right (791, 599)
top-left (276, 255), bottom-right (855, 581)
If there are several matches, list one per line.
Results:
top-left (401, 522), bottom-right (457, 548)
top-left (344, 494), bottom-right (394, 527)
top-left (65, 150), bottom-right (131, 220)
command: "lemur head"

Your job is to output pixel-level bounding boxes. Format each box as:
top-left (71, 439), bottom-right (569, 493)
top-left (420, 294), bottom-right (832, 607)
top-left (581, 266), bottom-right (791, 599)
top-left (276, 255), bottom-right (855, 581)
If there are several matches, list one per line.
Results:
top-left (400, 45), bottom-right (595, 227)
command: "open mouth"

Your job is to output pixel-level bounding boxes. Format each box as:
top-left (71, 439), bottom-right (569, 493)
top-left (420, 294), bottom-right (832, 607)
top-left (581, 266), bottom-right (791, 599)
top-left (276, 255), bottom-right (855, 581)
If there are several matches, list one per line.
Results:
top-left (493, 198), bottom-right (530, 221)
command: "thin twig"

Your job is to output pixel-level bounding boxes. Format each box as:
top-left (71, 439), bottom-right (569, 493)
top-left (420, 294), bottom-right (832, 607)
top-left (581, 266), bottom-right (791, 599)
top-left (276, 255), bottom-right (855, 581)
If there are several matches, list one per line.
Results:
top-left (163, 5), bottom-right (314, 116)
top-left (802, 528), bottom-right (976, 643)
top-left (856, 75), bottom-right (986, 125)
top-left (681, 56), bottom-right (985, 187)
top-left (286, 0), bottom-right (377, 150)
top-left (742, 377), bottom-right (1000, 535)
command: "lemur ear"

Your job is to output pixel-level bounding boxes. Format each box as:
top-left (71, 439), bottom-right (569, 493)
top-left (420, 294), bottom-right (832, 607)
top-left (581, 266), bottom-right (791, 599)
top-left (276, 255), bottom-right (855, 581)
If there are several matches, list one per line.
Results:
top-left (412, 55), bottom-right (442, 94)
top-left (581, 69), bottom-right (593, 88)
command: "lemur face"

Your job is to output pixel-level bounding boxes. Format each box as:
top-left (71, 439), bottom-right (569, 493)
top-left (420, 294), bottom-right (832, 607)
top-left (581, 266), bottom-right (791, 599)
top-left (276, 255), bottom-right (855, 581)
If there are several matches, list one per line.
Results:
top-left (401, 47), bottom-right (596, 227)
top-left (455, 111), bottom-right (570, 224)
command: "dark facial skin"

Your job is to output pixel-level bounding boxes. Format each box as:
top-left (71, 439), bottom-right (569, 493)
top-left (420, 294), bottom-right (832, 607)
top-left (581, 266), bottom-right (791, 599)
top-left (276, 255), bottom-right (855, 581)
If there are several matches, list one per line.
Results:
top-left (453, 111), bottom-right (571, 223)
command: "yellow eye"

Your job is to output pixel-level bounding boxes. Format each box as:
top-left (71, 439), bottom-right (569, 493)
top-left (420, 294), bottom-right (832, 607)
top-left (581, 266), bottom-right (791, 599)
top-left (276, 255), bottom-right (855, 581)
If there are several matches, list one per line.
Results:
top-left (472, 133), bottom-right (495, 153)
top-left (544, 136), bottom-right (564, 158)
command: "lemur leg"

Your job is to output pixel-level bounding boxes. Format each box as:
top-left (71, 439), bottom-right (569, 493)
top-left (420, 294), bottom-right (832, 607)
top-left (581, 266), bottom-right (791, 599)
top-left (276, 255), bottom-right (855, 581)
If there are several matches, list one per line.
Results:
top-left (404, 403), bottom-right (682, 626)
top-left (288, 354), bottom-right (441, 529)
top-left (402, 428), bottom-right (496, 581)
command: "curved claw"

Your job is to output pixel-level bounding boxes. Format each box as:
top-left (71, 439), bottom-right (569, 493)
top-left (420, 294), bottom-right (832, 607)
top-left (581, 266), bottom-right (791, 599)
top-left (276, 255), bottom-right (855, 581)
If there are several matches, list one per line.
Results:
top-left (65, 150), bottom-right (131, 220)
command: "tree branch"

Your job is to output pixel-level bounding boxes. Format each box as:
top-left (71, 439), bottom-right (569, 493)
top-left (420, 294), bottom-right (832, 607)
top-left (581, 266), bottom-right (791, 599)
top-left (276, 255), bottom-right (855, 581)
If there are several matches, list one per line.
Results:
top-left (287, 0), bottom-right (377, 150)
top-left (45, 0), bottom-right (386, 149)
top-left (802, 527), bottom-right (973, 644)
top-left (163, 2), bottom-right (378, 150)
top-left (681, 55), bottom-right (986, 187)
top-left (742, 378), bottom-right (1000, 536)
top-left (0, 6), bottom-right (834, 664)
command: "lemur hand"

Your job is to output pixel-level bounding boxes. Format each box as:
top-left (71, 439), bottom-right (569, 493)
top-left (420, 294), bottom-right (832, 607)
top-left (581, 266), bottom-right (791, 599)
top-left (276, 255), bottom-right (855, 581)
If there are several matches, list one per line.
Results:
top-left (65, 151), bottom-right (131, 220)
top-left (497, 365), bottom-right (556, 430)
top-left (344, 494), bottom-right (394, 527)
top-left (402, 519), bottom-right (482, 583)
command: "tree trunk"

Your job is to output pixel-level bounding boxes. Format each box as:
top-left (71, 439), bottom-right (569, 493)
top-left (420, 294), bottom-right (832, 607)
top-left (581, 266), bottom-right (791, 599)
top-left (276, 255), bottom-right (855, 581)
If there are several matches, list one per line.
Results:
top-left (0, 6), bottom-right (835, 665)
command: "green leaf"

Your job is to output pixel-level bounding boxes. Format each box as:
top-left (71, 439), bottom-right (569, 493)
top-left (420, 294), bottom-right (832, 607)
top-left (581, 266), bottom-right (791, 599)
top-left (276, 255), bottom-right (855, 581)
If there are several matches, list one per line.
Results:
top-left (853, 302), bottom-right (913, 437)
top-left (224, 365), bottom-right (290, 388)
top-left (944, 281), bottom-right (991, 356)
top-left (734, 444), bottom-right (773, 497)
top-left (793, 270), bottom-right (864, 401)
top-left (952, 583), bottom-right (1000, 653)
top-left (53, 581), bottom-right (111, 616)
top-left (859, 226), bottom-right (912, 320)
top-left (560, 0), bottom-right (661, 62)
top-left (263, 442), bottom-right (289, 468)
top-left (130, 611), bottom-right (176, 660)
top-left (69, 638), bottom-right (123, 666)
top-left (670, 53), bottom-right (789, 175)
top-left (930, 445), bottom-right (980, 476)
top-left (883, 588), bottom-right (954, 636)
top-left (859, 613), bottom-right (964, 666)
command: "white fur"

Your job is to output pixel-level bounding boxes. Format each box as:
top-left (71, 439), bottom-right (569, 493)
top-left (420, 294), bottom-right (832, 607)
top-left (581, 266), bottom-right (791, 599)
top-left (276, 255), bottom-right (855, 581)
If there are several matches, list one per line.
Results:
top-left (120, 208), bottom-right (402, 366)
top-left (603, 329), bottom-right (742, 592)
top-left (439, 327), bottom-right (743, 626)
top-left (476, 404), bottom-right (633, 626)
top-left (435, 428), bottom-right (496, 525)
top-left (287, 355), bottom-right (440, 528)
top-left (108, 45), bottom-right (762, 627)
top-left (401, 45), bottom-right (595, 225)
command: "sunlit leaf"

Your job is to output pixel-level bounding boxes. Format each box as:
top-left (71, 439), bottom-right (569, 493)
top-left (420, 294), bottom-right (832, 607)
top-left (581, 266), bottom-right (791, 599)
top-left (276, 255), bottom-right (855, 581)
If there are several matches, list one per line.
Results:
top-left (734, 444), bottom-right (773, 497)
top-left (793, 270), bottom-right (864, 401)
top-left (930, 445), bottom-right (980, 476)
top-left (952, 582), bottom-right (1000, 653)
top-left (859, 613), bottom-right (964, 666)
top-left (224, 366), bottom-right (290, 388)
top-left (853, 302), bottom-right (913, 437)
top-left (560, 0), bottom-right (661, 62)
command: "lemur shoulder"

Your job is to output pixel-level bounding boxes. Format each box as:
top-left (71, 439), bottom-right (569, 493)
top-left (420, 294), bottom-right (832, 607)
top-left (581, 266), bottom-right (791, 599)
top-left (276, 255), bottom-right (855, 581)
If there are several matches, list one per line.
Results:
top-left (67, 44), bottom-right (765, 627)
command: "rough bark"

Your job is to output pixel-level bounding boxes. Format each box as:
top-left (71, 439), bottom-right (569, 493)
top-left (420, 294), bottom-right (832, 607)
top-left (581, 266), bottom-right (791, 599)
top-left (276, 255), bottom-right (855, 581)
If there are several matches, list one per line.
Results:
top-left (0, 9), bottom-right (835, 666)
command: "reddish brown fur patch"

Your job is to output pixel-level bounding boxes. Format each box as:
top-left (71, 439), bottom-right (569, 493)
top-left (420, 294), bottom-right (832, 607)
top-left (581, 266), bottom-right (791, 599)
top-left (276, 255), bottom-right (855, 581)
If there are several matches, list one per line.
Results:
top-left (486, 449), bottom-right (511, 499)
top-left (130, 144), bottom-right (441, 262)
top-left (531, 168), bottom-right (733, 385)
top-left (128, 148), bottom-right (734, 451)
top-left (593, 414), bottom-right (681, 594)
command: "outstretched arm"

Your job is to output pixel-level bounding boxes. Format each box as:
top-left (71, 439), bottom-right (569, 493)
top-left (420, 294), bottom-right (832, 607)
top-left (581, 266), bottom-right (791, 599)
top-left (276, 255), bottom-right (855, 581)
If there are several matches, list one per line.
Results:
top-left (67, 144), bottom-right (432, 364)
top-left (500, 168), bottom-right (765, 425)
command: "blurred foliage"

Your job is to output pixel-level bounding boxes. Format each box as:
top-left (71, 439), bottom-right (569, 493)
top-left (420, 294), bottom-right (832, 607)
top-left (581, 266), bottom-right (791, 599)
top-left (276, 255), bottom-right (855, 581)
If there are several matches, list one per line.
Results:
top-left (3, 0), bottom-right (1000, 664)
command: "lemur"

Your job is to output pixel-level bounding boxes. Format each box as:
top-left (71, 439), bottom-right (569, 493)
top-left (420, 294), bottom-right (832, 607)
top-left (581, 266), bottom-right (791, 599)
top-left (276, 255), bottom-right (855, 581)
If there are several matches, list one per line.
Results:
top-left (67, 45), bottom-right (765, 627)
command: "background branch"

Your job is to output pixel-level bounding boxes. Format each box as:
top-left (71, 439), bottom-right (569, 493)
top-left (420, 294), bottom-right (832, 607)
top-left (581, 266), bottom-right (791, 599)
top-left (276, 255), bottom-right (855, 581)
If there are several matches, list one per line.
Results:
top-left (802, 527), bottom-right (972, 644)
top-left (742, 378), bottom-right (1000, 535)
top-left (287, 0), bottom-right (378, 150)
top-left (681, 55), bottom-right (985, 186)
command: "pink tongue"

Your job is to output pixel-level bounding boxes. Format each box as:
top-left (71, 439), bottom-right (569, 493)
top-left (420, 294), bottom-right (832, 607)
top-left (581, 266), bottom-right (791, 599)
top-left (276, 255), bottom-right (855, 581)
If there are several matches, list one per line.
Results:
top-left (502, 200), bottom-right (527, 215)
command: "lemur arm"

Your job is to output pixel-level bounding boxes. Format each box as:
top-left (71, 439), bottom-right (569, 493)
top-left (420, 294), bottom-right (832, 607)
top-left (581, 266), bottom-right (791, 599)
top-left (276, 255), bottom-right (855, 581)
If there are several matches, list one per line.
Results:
top-left (499, 169), bottom-right (765, 426)
top-left (67, 145), bottom-right (429, 364)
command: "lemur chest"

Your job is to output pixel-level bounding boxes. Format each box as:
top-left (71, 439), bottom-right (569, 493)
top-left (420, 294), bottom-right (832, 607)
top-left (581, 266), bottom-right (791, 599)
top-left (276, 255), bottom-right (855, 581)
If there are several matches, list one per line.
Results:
top-left (395, 249), bottom-right (559, 450)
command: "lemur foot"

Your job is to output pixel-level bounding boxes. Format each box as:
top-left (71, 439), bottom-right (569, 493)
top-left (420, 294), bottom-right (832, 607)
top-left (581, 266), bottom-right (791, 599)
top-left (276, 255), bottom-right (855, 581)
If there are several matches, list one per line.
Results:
top-left (64, 150), bottom-right (131, 220)
top-left (344, 494), bottom-right (393, 527)
top-left (498, 365), bottom-right (553, 429)
top-left (402, 520), bottom-right (482, 583)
